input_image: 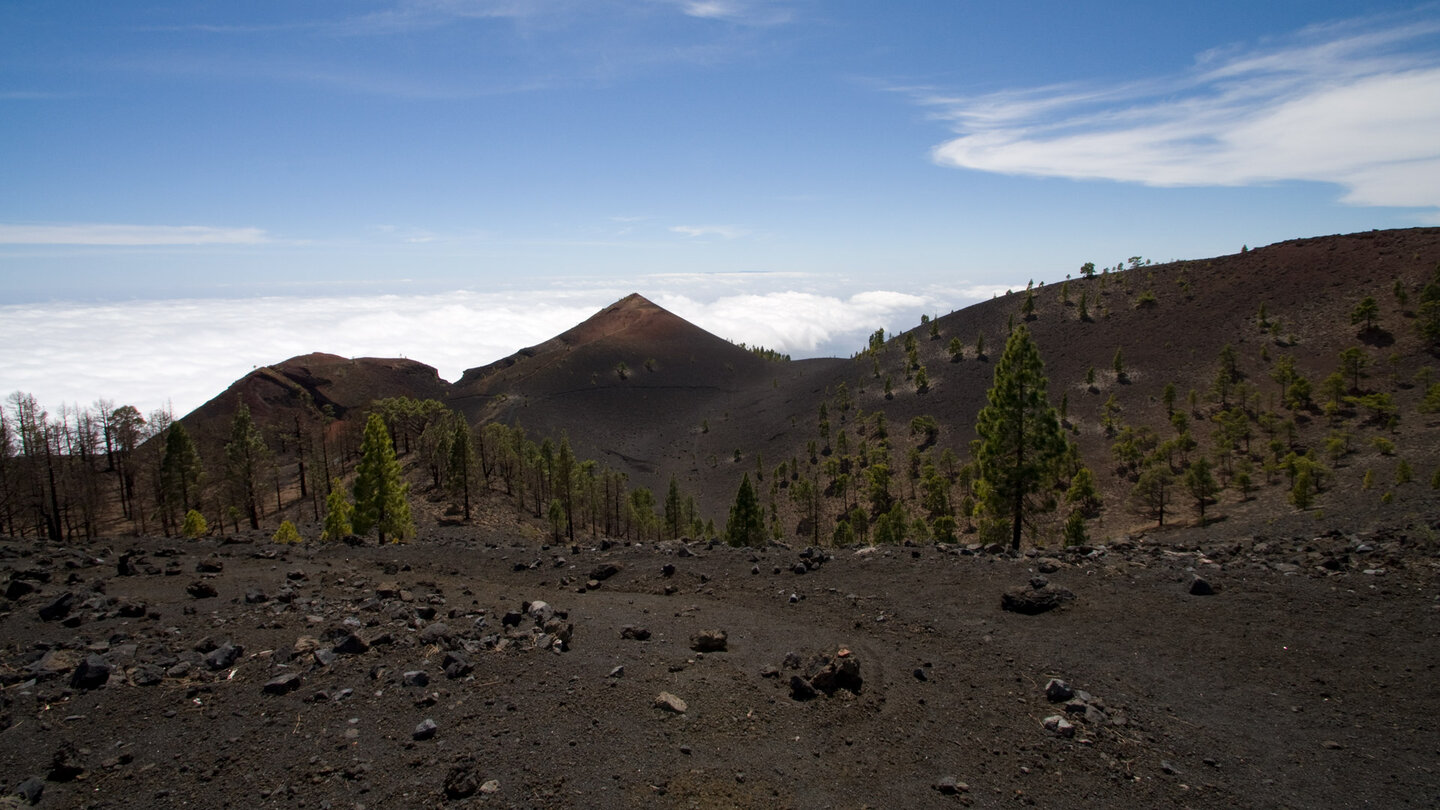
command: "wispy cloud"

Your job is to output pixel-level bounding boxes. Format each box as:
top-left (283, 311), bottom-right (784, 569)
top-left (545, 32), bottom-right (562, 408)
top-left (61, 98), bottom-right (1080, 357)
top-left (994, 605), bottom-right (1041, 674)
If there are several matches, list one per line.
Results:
top-left (334, 0), bottom-right (557, 36)
top-left (670, 224), bottom-right (747, 238)
top-left (917, 15), bottom-right (1440, 212)
top-left (0, 90), bottom-right (74, 100)
top-left (671, 0), bottom-right (796, 26)
top-left (0, 223), bottom-right (269, 246)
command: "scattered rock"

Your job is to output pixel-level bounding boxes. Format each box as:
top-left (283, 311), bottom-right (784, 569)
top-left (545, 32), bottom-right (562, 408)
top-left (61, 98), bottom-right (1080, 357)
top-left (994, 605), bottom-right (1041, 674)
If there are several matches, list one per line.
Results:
top-left (5, 578), bottom-right (36, 600)
top-left (621, 625), bottom-right (651, 641)
top-left (444, 763), bottom-right (479, 799)
top-left (789, 676), bottom-right (818, 701)
top-left (204, 643), bottom-right (243, 670)
top-left (808, 652), bottom-right (863, 695)
top-left (263, 672), bottom-right (303, 695)
top-left (443, 651), bottom-right (472, 679)
top-left (333, 632), bottom-right (370, 655)
top-left (526, 601), bottom-right (554, 623)
top-left (1045, 678), bottom-right (1074, 702)
top-left (403, 670), bottom-right (430, 687)
top-left (14, 775), bottom-right (44, 805)
top-left (654, 692), bottom-right (688, 713)
top-left (244, 588), bottom-right (268, 604)
top-left (1042, 715), bottom-right (1075, 737)
top-left (37, 592), bottom-right (75, 621)
top-left (47, 743), bottom-right (84, 782)
top-left (933, 776), bottom-right (968, 795)
top-left (196, 556), bottom-right (224, 573)
top-left (690, 629), bottom-right (728, 652)
top-left (1036, 557), bottom-right (1063, 574)
top-left (1189, 575), bottom-right (1217, 596)
top-left (130, 664), bottom-right (164, 686)
top-left (418, 622), bottom-right (450, 645)
top-left (589, 563), bottom-right (621, 581)
top-left (186, 581), bottom-right (218, 599)
top-left (413, 718), bottom-right (438, 740)
top-left (1001, 581), bottom-right (1075, 615)
top-left (70, 654), bottom-right (111, 690)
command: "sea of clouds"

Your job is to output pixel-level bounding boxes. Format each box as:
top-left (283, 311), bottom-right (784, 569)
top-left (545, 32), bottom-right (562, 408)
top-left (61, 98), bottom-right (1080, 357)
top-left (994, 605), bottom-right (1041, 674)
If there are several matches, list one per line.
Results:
top-left (0, 282), bottom-right (1008, 418)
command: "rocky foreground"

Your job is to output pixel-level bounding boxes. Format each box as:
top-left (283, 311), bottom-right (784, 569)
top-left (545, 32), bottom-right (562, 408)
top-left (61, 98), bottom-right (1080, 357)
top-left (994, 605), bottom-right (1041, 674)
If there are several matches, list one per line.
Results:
top-left (1, 524), bottom-right (1437, 808)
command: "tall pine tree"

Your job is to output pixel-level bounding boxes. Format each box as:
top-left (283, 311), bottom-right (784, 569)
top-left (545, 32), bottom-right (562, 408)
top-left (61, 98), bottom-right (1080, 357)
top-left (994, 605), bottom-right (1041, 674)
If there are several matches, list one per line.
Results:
top-left (974, 324), bottom-right (1065, 550)
top-left (225, 404), bottom-right (268, 530)
top-left (725, 474), bottom-right (764, 547)
top-left (160, 421), bottom-right (204, 526)
top-left (447, 420), bottom-right (476, 521)
top-left (353, 413), bottom-right (413, 544)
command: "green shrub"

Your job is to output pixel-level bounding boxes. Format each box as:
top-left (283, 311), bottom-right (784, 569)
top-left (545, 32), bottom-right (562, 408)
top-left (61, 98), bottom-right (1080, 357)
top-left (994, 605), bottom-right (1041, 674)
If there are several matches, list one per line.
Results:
top-left (182, 509), bottom-right (207, 539)
top-left (273, 520), bottom-right (303, 545)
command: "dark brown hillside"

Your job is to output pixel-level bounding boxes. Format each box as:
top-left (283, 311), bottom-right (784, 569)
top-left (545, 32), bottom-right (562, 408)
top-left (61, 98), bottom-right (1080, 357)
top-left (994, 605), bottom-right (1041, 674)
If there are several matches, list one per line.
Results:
top-left (447, 293), bottom-right (844, 513)
top-left (783, 227), bottom-right (1440, 541)
top-left (450, 293), bottom-right (771, 400)
top-left (177, 352), bottom-right (450, 472)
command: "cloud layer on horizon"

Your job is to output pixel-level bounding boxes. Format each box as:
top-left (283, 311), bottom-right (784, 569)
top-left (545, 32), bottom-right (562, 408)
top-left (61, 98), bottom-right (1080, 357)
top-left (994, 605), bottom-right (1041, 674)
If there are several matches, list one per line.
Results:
top-left (0, 223), bottom-right (270, 246)
top-left (920, 15), bottom-right (1440, 217)
top-left (0, 285), bottom-right (966, 418)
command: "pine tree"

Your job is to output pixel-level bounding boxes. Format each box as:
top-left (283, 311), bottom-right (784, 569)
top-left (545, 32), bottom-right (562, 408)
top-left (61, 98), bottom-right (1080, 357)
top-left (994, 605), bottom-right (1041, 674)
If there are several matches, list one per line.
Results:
top-left (161, 421), bottom-right (204, 523)
top-left (1064, 466), bottom-right (1101, 516)
top-left (352, 413), bottom-right (412, 544)
top-left (555, 435), bottom-right (576, 542)
top-left (225, 404), bottom-right (268, 530)
top-left (1184, 458), bottom-right (1219, 525)
top-left (447, 421), bottom-right (476, 521)
top-left (1131, 465), bottom-right (1173, 526)
top-left (664, 476), bottom-right (684, 540)
top-left (725, 474), bottom-right (764, 547)
top-left (1351, 296), bottom-right (1380, 332)
top-left (1418, 266), bottom-right (1440, 345)
top-left (974, 324), bottom-right (1066, 550)
top-left (321, 478), bottom-right (353, 542)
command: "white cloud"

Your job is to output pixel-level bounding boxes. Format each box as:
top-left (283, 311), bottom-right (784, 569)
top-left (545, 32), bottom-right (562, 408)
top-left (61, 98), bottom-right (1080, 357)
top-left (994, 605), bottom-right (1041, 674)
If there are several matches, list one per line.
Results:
top-left (920, 16), bottom-right (1440, 213)
top-left (0, 223), bottom-right (269, 246)
top-left (670, 224), bottom-right (747, 238)
top-left (656, 289), bottom-right (934, 357)
top-left (0, 280), bottom-right (996, 418)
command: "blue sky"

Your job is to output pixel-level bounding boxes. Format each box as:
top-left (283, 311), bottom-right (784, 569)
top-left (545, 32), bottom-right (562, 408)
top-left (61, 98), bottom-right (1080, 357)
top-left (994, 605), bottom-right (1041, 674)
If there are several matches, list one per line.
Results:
top-left (3, 1), bottom-right (1440, 415)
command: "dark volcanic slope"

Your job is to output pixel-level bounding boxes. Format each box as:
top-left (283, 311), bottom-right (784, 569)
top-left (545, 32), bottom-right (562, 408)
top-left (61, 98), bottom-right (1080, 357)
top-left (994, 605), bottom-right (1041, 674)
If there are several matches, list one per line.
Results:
top-left (774, 228), bottom-right (1440, 537)
top-left (448, 294), bottom-right (848, 512)
top-left (180, 352), bottom-right (450, 449)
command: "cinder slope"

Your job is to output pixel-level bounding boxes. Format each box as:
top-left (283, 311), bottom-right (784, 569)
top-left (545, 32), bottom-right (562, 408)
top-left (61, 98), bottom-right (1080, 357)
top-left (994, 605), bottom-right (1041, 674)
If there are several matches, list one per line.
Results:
top-left (180, 352), bottom-right (449, 451)
top-left (448, 293), bottom-right (846, 508)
